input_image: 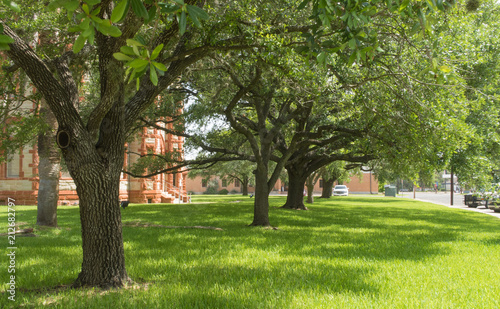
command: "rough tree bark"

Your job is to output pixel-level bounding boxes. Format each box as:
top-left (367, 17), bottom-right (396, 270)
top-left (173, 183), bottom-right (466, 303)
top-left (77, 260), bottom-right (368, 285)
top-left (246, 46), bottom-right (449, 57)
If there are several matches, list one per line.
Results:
top-left (305, 178), bottom-right (315, 204)
top-left (241, 176), bottom-right (249, 196)
top-left (281, 167), bottom-right (308, 210)
top-left (320, 178), bottom-right (335, 198)
top-left (250, 168), bottom-right (271, 226)
top-left (36, 104), bottom-right (61, 227)
top-left (71, 140), bottom-right (130, 288)
top-left (3, 21), bottom-right (134, 288)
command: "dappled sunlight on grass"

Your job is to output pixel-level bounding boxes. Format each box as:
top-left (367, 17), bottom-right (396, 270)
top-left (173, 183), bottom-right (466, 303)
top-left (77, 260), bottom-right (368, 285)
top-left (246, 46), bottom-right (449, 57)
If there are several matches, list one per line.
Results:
top-left (1, 196), bottom-right (500, 308)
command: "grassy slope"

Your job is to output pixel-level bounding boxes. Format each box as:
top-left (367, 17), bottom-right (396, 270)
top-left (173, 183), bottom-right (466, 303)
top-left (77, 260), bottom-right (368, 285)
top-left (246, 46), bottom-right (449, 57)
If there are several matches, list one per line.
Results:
top-left (1, 195), bottom-right (500, 308)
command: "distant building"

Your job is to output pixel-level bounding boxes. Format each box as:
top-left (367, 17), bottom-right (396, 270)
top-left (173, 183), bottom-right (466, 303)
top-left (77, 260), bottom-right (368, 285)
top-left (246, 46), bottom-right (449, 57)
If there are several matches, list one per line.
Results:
top-left (0, 124), bottom-right (189, 205)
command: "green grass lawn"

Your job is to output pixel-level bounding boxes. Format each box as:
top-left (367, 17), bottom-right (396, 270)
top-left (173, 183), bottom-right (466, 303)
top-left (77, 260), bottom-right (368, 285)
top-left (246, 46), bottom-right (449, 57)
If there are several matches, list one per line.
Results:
top-left (1, 195), bottom-right (500, 308)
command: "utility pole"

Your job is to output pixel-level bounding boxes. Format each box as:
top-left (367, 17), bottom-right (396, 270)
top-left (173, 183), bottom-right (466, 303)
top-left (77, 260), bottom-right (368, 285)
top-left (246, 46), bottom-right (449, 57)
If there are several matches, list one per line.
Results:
top-left (450, 167), bottom-right (454, 206)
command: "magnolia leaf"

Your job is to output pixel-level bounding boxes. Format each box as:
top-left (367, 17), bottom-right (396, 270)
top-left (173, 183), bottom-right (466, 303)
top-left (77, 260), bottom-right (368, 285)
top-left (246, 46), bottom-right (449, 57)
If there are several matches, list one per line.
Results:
top-left (120, 46), bottom-right (135, 55)
top-left (113, 52), bottom-right (133, 61)
top-left (150, 63), bottom-right (158, 85)
top-left (131, 0), bottom-right (149, 20)
top-left (179, 10), bottom-right (187, 35)
top-left (129, 58), bottom-right (149, 69)
top-left (151, 44), bottom-right (163, 60)
top-left (99, 24), bottom-right (122, 37)
top-left (111, 0), bottom-right (129, 23)
top-left (126, 38), bottom-right (144, 47)
top-left (82, 3), bottom-right (90, 15)
top-left (186, 5), bottom-right (209, 28)
top-left (317, 52), bottom-right (327, 64)
top-left (0, 34), bottom-right (14, 44)
top-left (152, 61), bottom-right (167, 72)
top-left (5, 1), bottom-right (20, 12)
top-left (73, 34), bottom-right (86, 53)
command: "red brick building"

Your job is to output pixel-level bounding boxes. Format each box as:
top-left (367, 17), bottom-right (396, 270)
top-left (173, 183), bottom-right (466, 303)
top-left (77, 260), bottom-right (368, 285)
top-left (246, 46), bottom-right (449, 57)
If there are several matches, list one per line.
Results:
top-left (0, 124), bottom-right (188, 205)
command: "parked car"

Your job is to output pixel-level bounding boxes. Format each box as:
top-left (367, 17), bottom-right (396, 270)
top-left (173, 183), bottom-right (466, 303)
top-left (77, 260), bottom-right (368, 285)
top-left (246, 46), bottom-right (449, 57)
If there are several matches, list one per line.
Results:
top-left (333, 185), bottom-right (349, 196)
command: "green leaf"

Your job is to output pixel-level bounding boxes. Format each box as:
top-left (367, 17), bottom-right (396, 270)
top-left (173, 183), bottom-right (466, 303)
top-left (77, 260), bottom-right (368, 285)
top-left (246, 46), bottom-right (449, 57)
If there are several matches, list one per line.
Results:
top-left (99, 24), bottom-right (122, 37)
top-left (173, 0), bottom-right (185, 5)
top-left (317, 52), bottom-right (327, 64)
top-left (159, 3), bottom-right (180, 14)
top-left (348, 38), bottom-right (357, 49)
top-left (186, 5), bottom-right (209, 28)
top-left (151, 44), bottom-right (163, 60)
top-left (152, 61), bottom-right (167, 72)
top-left (120, 46), bottom-right (136, 55)
top-left (179, 10), bottom-right (187, 35)
top-left (0, 43), bottom-right (10, 50)
top-left (5, 1), bottom-right (20, 12)
top-left (126, 39), bottom-right (144, 47)
top-left (62, 0), bottom-right (79, 12)
top-left (85, 0), bottom-right (101, 6)
top-left (132, 45), bottom-right (140, 56)
top-left (150, 63), bottom-right (158, 85)
top-left (297, 0), bottom-right (309, 10)
top-left (439, 65), bottom-right (452, 73)
top-left (144, 6), bottom-right (157, 24)
top-left (91, 15), bottom-right (104, 24)
top-left (82, 3), bottom-right (90, 15)
top-left (129, 58), bottom-right (149, 69)
top-left (0, 34), bottom-right (14, 44)
top-left (88, 28), bottom-right (95, 44)
top-left (113, 52), bottom-right (134, 61)
top-left (399, 0), bottom-right (410, 11)
top-left (436, 0), bottom-right (444, 10)
top-left (73, 34), bottom-right (86, 53)
top-left (82, 25), bottom-right (93, 37)
top-left (111, 0), bottom-right (129, 23)
top-left (347, 51), bottom-right (357, 66)
top-left (131, 0), bottom-right (149, 19)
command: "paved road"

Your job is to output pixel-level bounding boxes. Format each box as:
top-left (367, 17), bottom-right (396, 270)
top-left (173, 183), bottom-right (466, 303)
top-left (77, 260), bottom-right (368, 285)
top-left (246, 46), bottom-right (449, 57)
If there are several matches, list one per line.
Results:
top-left (398, 191), bottom-right (500, 219)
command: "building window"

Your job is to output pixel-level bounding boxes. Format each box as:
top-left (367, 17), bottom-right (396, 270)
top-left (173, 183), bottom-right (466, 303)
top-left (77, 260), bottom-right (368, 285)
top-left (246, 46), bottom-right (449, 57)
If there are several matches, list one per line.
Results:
top-left (222, 179), bottom-right (227, 187)
top-left (6, 154), bottom-right (20, 178)
top-left (234, 179), bottom-right (240, 187)
top-left (173, 173), bottom-right (177, 187)
top-left (202, 179), bottom-right (207, 187)
top-left (319, 179), bottom-right (323, 188)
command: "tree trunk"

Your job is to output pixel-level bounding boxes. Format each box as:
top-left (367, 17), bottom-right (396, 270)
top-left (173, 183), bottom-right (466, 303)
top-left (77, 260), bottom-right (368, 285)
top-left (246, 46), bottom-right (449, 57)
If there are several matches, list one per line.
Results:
top-left (242, 177), bottom-right (249, 196)
top-left (321, 178), bottom-right (335, 198)
top-left (281, 169), bottom-right (307, 210)
top-left (37, 106), bottom-right (61, 227)
top-left (250, 169), bottom-right (271, 226)
top-left (306, 183), bottom-right (314, 204)
top-left (71, 153), bottom-right (131, 288)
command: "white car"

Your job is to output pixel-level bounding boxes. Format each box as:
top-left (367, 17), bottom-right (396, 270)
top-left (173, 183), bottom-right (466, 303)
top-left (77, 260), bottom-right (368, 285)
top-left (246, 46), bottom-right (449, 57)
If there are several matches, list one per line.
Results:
top-left (333, 185), bottom-right (349, 196)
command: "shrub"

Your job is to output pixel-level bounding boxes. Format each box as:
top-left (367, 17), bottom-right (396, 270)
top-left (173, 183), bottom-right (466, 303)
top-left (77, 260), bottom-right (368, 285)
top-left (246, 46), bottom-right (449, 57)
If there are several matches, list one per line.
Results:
top-left (203, 186), bottom-right (219, 194)
top-left (218, 189), bottom-right (229, 195)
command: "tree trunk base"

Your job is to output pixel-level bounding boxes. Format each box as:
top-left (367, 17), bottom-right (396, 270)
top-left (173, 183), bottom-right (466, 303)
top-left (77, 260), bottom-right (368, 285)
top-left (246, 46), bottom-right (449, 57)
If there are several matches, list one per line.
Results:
top-left (280, 203), bottom-right (308, 210)
top-left (73, 273), bottom-right (133, 289)
top-left (248, 220), bottom-right (272, 227)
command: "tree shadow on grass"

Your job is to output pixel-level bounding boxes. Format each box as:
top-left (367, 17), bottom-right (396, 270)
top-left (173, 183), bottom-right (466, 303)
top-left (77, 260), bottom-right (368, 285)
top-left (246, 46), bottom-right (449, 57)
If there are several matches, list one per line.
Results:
top-left (7, 197), bottom-right (500, 308)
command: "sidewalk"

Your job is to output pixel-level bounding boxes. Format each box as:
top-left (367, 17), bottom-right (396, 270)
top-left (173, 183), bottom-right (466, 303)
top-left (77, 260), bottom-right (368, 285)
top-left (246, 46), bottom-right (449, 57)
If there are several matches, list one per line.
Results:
top-left (399, 191), bottom-right (500, 219)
